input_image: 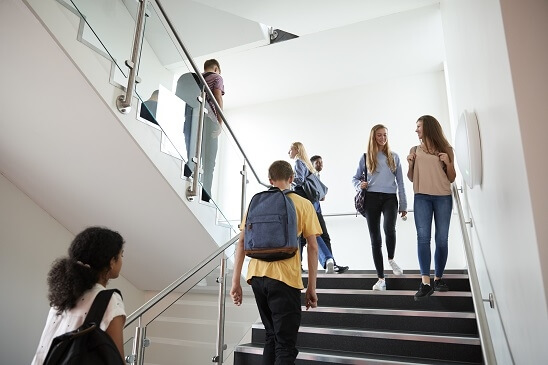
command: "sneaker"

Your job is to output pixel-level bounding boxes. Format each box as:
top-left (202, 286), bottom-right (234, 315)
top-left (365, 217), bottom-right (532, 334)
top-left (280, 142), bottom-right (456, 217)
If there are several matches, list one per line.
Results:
top-left (414, 282), bottom-right (434, 301)
top-left (388, 259), bottom-right (403, 275)
top-left (434, 279), bottom-right (449, 292)
top-left (325, 258), bottom-right (334, 274)
top-left (372, 279), bottom-right (386, 291)
top-left (334, 265), bottom-right (349, 274)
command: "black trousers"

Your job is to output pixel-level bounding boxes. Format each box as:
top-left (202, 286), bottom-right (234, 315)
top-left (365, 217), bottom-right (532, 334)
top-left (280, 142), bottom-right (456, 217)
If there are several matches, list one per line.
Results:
top-left (251, 276), bottom-right (301, 365)
top-left (364, 191), bottom-right (398, 278)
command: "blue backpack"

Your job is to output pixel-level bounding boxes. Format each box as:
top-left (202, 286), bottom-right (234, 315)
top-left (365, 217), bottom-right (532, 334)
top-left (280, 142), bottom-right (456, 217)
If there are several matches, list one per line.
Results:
top-left (244, 187), bottom-right (299, 261)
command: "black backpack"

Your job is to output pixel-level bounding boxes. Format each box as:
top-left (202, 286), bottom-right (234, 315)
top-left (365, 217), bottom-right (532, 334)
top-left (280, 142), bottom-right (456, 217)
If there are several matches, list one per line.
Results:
top-left (43, 289), bottom-right (125, 365)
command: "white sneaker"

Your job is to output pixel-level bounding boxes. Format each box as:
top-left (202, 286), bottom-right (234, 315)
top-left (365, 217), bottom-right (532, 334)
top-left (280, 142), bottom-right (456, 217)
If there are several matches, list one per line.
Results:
top-left (325, 258), bottom-right (334, 274)
top-left (372, 279), bottom-right (386, 291)
top-left (388, 259), bottom-right (403, 275)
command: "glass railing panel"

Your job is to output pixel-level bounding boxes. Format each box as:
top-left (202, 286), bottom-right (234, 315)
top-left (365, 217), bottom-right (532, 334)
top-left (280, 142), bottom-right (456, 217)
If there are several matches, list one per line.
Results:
top-left (135, 1), bottom-right (270, 231)
top-left (122, 336), bottom-right (134, 362)
top-left (135, 2), bottom-right (193, 165)
top-left (201, 119), bottom-right (248, 231)
top-left (129, 245), bottom-right (256, 365)
top-left (67, 0), bottom-right (136, 87)
top-left (221, 255), bottom-right (260, 364)
top-left (58, 0), bottom-right (271, 231)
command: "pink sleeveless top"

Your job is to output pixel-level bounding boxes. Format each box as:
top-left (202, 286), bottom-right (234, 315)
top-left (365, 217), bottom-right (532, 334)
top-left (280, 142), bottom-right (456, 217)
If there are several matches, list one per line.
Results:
top-left (412, 145), bottom-right (451, 196)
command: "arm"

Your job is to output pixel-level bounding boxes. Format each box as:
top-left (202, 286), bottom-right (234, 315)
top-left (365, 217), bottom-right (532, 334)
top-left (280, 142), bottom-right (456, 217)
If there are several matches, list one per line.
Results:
top-left (394, 155), bottom-right (408, 215)
top-left (351, 155), bottom-right (367, 191)
top-left (439, 148), bottom-right (457, 183)
top-left (407, 147), bottom-right (416, 182)
top-left (106, 315), bottom-right (126, 360)
top-left (304, 234), bottom-right (318, 310)
top-left (230, 231), bottom-right (245, 306)
top-left (212, 88), bottom-right (223, 124)
top-left (293, 159), bottom-right (308, 186)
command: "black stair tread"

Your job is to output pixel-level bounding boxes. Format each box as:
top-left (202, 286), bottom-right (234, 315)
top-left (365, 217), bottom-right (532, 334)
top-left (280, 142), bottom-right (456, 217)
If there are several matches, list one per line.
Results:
top-left (309, 273), bottom-right (469, 278)
top-left (305, 275), bottom-right (472, 291)
top-left (305, 269), bottom-right (469, 276)
top-left (299, 307), bottom-right (478, 336)
top-left (302, 306), bottom-right (475, 318)
top-left (251, 322), bottom-right (480, 345)
top-left (315, 288), bottom-right (471, 295)
top-left (235, 343), bottom-right (481, 365)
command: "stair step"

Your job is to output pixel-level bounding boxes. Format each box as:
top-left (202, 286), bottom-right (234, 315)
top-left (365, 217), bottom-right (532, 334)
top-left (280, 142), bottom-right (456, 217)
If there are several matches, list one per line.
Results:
top-left (250, 324), bottom-right (481, 364)
top-left (308, 289), bottom-right (474, 312)
top-left (233, 269), bottom-right (480, 364)
top-left (235, 342), bottom-right (481, 364)
top-left (305, 274), bottom-right (471, 291)
top-left (300, 306), bottom-right (478, 335)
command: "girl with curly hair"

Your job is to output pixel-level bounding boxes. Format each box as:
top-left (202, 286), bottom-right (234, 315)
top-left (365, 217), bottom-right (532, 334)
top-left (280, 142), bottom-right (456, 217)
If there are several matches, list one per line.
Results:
top-left (32, 227), bottom-right (126, 364)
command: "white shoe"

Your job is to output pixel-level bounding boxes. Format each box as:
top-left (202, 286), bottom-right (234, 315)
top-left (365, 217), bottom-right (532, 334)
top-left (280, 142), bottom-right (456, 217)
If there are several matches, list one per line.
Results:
top-left (372, 279), bottom-right (386, 291)
top-left (388, 259), bottom-right (403, 275)
top-left (325, 258), bottom-right (334, 274)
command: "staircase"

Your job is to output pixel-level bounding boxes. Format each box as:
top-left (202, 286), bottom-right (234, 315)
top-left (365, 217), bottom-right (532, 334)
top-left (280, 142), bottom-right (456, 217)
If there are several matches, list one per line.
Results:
top-left (233, 270), bottom-right (482, 364)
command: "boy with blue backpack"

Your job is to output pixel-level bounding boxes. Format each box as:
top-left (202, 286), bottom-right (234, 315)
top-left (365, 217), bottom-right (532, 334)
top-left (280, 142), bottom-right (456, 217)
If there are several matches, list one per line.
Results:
top-left (230, 160), bottom-right (321, 364)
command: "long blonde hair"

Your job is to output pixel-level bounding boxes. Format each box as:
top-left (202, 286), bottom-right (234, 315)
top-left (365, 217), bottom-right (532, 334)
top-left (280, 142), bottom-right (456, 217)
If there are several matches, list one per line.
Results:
top-left (291, 142), bottom-right (316, 173)
top-left (367, 124), bottom-right (396, 173)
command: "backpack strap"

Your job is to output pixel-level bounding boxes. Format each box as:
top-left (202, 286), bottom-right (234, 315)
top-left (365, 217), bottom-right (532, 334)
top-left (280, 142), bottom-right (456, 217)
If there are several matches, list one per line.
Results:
top-left (83, 289), bottom-right (121, 326)
top-left (362, 153), bottom-right (367, 181)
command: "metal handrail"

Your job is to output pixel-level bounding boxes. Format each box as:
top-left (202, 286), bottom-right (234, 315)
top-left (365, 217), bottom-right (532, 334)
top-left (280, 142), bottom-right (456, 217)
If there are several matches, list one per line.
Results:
top-left (148, 0), bottom-right (269, 188)
top-left (124, 236), bottom-right (238, 328)
top-left (321, 209), bottom-right (415, 218)
top-left (451, 184), bottom-right (496, 364)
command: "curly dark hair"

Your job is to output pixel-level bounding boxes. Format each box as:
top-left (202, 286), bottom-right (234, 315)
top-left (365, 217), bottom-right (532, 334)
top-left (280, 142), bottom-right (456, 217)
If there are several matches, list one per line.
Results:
top-left (47, 227), bottom-right (124, 313)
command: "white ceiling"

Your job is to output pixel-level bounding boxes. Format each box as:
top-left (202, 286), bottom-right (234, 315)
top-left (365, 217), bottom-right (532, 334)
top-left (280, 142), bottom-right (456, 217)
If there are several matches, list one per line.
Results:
top-left (155, 0), bottom-right (444, 109)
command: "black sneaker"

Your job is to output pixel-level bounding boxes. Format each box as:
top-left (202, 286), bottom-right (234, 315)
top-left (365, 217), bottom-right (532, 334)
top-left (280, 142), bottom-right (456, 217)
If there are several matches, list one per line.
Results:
top-left (334, 265), bottom-right (349, 274)
top-left (414, 283), bottom-right (434, 301)
top-left (434, 279), bottom-right (449, 292)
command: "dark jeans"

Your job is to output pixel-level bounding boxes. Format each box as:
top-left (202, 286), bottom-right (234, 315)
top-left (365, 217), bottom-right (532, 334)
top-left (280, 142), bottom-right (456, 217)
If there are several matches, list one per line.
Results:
top-left (364, 191), bottom-right (398, 278)
top-left (251, 276), bottom-right (301, 365)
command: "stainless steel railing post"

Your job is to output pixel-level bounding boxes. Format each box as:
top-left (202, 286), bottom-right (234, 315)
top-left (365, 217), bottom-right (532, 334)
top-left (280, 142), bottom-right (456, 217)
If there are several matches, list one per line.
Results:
top-left (212, 256), bottom-right (227, 363)
top-left (127, 323), bottom-right (146, 365)
top-left (240, 163), bottom-right (248, 225)
top-left (116, 0), bottom-right (147, 114)
top-left (186, 88), bottom-right (207, 201)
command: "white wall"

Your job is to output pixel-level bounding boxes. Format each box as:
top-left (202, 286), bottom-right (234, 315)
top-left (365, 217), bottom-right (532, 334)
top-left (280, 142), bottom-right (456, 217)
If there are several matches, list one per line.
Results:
top-left (499, 0), bottom-right (548, 303)
top-left (226, 71), bottom-right (451, 213)
top-left (441, 0), bottom-right (548, 363)
top-left (221, 71), bottom-right (466, 271)
top-left (0, 173), bottom-right (144, 364)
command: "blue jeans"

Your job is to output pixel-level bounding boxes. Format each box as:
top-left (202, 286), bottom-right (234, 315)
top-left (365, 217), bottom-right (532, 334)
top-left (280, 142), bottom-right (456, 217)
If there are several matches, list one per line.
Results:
top-left (414, 194), bottom-right (453, 278)
top-left (300, 235), bottom-right (333, 269)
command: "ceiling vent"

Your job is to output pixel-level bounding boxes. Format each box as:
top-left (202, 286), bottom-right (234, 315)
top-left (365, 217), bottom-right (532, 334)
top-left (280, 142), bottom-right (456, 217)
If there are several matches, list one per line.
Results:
top-left (269, 28), bottom-right (299, 44)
